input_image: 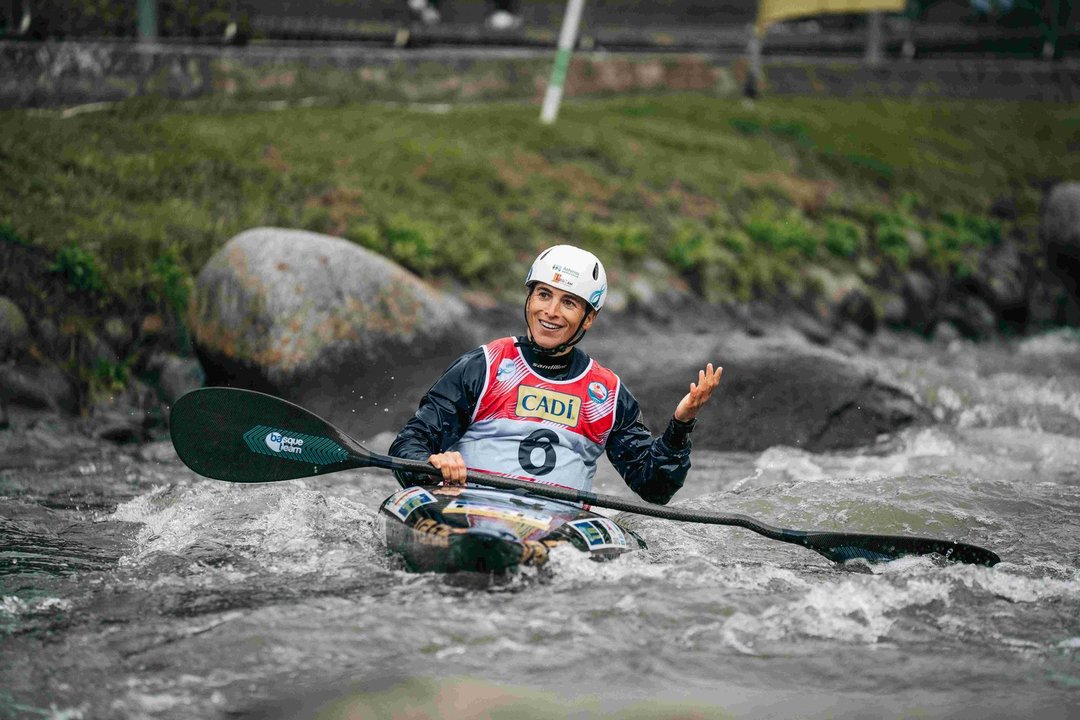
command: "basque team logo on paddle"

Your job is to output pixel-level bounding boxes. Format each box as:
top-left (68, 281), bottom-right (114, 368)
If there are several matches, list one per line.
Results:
top-left (265, 431), bottom-right (303, 455)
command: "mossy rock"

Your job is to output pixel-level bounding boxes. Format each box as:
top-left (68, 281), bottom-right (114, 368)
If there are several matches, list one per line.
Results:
top-left (190, 227), bottom-right (476, 432)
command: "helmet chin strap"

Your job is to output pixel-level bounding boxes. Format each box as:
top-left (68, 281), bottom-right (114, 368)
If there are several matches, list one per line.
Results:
top-left (521, 288), bottom-right (593, 357)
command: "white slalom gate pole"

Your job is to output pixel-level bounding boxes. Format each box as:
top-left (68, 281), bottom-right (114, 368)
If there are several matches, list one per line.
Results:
top-left (540, 0), bottom-right (586, 124)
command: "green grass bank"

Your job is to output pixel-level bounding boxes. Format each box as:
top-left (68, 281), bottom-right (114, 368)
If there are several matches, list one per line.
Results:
top-left (1, 92), bottom-right (1078, 400)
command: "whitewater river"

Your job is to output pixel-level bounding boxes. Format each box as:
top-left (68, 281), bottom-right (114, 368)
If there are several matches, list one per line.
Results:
top-left (2, 330), bottom-right (1079, 719)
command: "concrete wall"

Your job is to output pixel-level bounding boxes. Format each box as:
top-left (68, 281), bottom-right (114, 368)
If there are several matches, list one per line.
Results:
top-left (2, 40), bottom-right (1078, 110)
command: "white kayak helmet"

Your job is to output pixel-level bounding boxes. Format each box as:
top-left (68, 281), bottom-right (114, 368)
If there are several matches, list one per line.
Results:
top-left (524, 244), bottom-right (608, 312)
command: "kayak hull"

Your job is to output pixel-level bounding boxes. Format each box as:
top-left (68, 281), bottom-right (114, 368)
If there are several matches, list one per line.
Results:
top-left (379, 485), bottom-right (645, 574)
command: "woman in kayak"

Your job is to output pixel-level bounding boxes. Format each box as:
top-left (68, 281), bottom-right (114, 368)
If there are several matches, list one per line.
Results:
top-left (389, 244), bottom-right (723, 504)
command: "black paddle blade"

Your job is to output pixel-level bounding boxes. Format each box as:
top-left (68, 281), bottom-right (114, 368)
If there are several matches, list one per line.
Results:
top-left (170, 388), bottom-right (368, 483)
top-left (801, 531), bottom-right (1000, 566)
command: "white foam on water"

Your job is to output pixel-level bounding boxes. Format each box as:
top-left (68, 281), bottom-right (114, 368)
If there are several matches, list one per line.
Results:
top-left (873, 554), bottom-right (935, 574)
top-left (825, 427), bottom-right (962, 480)
top-left (545, 541), bottom-right (672, 584)
top-left (840, 428), bottom-right (959, 474)
top-left (1017, 328), bottom-right (1080, 356)
top-left (952, 368), bottom-right (1080, 430)
top-left (1020, 558), bottom-right (1080, 580)
top-left (1, 595), bottom-right (28, 615)
top-left (41, 706), bottom-right (86, 720)
top-left (541, 522), bottom-right (822, 600)
top-left (1, 594), bottom-right (72, 617)
top-left (717, 574), bottom-right (954, 647)
top-left (744, 429), bottom-right (962, 488)
top-left (112, 686), bottom-right (196, 718)
top-left (715, 562), bottom-right (813, 593)
top-left (903, 427), bottom-right (958, 457)
top-left (934, 385), bottom-right (966, 416)
top-left (887, 331), bottom-right (1080, 434)
top-left (111, 481), bottom-right (383, 576)
top-left (754, 447), bottom-right (830, 483)
top-left (1016, 378), bottom-right (1080, 420)
top-left (942, 563), bottom-right (1080, 603)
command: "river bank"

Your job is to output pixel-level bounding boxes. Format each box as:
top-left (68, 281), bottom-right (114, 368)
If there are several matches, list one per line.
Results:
top-left (3, 92), bottom-right (1079, 432)
top-left (2, 300), bottom-right (1078, 468)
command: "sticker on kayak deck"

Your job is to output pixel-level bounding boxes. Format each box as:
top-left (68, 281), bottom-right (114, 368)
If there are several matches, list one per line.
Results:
top-left (242, 425), bottom-right (350, 466)
top-left (442, 499), bottom-right (552, 529)
top-left (385, 487), bottom-right (438, 521)
top-left (569, 518), bottom-right (629, 550)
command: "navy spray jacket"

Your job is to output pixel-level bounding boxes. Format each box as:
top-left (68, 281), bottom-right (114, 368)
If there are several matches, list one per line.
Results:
top-left (389, 336), bottom-right (695, 504)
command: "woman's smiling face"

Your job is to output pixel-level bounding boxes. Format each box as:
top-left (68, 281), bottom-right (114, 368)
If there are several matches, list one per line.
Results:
top-left (526, 282), bottom-right (594, 353)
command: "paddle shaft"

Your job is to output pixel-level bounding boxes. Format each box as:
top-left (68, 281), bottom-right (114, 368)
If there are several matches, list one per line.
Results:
top-left (381, 453), bottom-right (997, 565)
top-left (169, 387), bottom-right (1001, 566)
top-left (380, 453), bottom-right (796, 539)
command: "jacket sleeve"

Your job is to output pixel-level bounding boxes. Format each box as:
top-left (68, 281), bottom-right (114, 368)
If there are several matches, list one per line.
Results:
top-left (604, 384), bottom-right (695, 505)
top-left (388, 347), bottom-right (487, 487)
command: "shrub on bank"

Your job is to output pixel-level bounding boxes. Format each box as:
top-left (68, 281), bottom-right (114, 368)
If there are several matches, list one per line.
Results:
top-left (1, 92), bottom-right (1077, 407)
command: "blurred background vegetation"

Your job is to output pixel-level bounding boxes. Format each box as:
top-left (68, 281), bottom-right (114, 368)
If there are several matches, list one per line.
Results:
top-left (2, 92), bottom-right (1076, 332)
top-left (1, 0), bottom-right (1075, 57)
top-left (1, 1), bottom-right (1078, 407)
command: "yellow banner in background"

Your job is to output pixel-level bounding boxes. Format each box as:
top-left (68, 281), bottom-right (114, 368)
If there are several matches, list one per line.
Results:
top-left (756, 0), bottom-right (907, 35)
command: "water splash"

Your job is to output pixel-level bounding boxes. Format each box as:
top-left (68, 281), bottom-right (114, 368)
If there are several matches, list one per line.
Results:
top-left (111, 481), bottom-right (386, 578)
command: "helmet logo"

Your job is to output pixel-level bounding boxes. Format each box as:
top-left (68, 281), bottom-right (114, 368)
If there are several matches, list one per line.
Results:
top-left (552, 272), bottom-right (562, 284)
top-left (551, 263), bottom-right (581, 279)
top-left (588, 286), bottom-right (605, 308)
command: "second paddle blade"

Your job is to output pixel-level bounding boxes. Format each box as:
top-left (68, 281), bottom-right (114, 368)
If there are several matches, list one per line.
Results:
top-left (170, 387), bottom-right (365, 483)
top-left (802, 531), bottom-right (1000, 566)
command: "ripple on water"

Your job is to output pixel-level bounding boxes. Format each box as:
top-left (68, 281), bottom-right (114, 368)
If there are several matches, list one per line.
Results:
top-left (559, 423), bottom-right (1079, 670)
top-left (0, 593), bottom-right (73, 636)
top-left (68, 393), bottom-right (1080, 707)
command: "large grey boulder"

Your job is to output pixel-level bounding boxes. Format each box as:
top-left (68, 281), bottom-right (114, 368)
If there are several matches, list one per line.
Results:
top-left (190, 228), bottom-right (474, 433)
top-left (622, 332), bottom-right (932, 453)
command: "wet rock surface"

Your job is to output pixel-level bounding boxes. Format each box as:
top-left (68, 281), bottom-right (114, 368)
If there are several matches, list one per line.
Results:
top-left (3, 293), bottom-right (1078, 462)
top-left (586, 316), bottom-right (930, 453)
top-left (1040, 182), bottom-right (1080, 323)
